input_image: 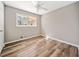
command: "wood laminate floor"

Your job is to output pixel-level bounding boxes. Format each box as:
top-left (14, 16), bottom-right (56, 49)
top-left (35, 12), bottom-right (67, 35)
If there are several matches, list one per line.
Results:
top-left (1, 36), bottom-right (78, 57)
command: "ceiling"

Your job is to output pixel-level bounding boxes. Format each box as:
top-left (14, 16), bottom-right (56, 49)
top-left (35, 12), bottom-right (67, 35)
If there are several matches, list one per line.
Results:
top-left (3, 1), bottom-right (76, 15)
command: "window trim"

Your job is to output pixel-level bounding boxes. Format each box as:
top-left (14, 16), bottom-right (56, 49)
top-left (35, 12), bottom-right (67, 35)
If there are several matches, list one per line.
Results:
top-left (16, 13), bottom-right (37, 27)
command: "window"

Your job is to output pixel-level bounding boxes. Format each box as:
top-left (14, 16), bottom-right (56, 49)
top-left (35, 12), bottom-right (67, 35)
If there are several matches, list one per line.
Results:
top-left (16, 13), bottom-right (37, 27)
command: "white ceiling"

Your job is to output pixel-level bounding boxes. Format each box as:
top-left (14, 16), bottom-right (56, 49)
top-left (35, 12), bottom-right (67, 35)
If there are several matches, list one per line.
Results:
top-left (3, 1), bottom-right (76, 15)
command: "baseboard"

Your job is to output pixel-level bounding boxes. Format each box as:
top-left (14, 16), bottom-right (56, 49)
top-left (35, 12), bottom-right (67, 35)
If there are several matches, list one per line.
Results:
top-left (40, 34), bottom-right (45, 37)
top-left (5, 35), bottom-right (40, 45)
top-left (4, 34), bottom-right (79, 48)
top-left (44, 35), bottom-right (79, 48)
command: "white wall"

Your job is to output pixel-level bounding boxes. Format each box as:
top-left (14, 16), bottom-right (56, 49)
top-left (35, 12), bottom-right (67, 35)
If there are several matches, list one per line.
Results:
top-left (5, 6), bottom-right (41, 43)
top-left (0, 1), bottom-right (4, 53)
top-left (41, 2), bottom-right (79, 46)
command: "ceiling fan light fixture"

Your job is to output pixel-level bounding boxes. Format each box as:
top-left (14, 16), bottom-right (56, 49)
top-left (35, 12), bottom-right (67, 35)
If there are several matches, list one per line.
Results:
top-left (32, 1), bottom-right (48, 12)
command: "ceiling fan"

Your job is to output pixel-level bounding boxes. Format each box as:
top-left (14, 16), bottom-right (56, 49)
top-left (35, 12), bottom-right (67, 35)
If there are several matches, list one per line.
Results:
top-left (32, 1), bottom-right (48, 12)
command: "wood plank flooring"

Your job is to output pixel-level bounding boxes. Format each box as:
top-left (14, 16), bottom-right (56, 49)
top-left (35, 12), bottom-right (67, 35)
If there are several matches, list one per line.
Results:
top-left (1, 36), bottom-right (78, 57)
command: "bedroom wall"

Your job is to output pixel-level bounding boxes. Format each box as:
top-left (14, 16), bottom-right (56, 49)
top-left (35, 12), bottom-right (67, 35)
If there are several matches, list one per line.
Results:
top-left (41, 2), bottom-right (79, 46)
top-left (5, 5), bottom-right (41, 43)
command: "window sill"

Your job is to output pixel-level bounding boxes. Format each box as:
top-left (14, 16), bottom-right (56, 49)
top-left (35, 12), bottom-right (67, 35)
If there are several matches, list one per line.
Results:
top-left (16, 25), bottom-right (37, 27)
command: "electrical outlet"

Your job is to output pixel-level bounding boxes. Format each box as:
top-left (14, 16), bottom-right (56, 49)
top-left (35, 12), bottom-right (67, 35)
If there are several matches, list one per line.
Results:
top-left (20, 36), bottom-right (23, 39)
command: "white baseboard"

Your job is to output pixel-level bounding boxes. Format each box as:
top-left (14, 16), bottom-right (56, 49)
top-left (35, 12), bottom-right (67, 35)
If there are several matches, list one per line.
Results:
top-left (44, 35), bottom-right (79, 48)
top-left (5, 34), bottom-right (79, 48)
top-left (40, 34), bottom-right (45, 37)
top-left (5, 35), bottom-right (40, 45)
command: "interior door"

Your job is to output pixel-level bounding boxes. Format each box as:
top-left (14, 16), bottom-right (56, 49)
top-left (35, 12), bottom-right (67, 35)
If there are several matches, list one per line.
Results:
top-left (0, 1), bottom-right (4, 53)
top-left (0, 27), bottom-right (4, 52)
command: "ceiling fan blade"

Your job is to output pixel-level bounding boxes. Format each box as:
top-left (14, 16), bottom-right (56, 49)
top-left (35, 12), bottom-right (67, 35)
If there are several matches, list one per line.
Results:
top-left (36, 7), bottom-right (39, 12)
top-left (32, 1), bottom-right (40, 6)
top-left (40, 6), bottom-right (48, 10)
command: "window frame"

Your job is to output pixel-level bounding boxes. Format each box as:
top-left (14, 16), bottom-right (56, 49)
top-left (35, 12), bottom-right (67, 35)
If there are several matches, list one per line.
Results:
top-left (16, 13), bottom-right (37, 27)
